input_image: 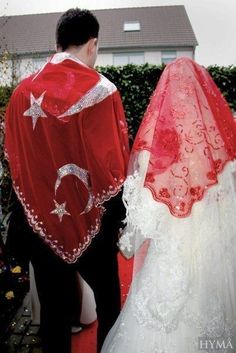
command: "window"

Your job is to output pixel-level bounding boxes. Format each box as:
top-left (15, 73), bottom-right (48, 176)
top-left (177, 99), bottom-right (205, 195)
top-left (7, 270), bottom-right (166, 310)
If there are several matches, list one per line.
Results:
top-left (161, 51), bottom-right (177, 64)
top-left (113, 52), bottom-right (144, 66)
top-left (123, 21), bottom-right (140, 32)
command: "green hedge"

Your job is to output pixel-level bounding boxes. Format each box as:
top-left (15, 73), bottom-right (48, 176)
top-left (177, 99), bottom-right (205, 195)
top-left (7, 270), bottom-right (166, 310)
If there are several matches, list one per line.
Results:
top-left (207, 65), bottom-right (236, 111)
top-left (98, 64), bottom-right (164, 138)
top-left (0, 86), bottom-right (14, 109)
top-left (1, 63), bottom-right (236, 139)
top-left (100, 64), bottom-right (236, 138)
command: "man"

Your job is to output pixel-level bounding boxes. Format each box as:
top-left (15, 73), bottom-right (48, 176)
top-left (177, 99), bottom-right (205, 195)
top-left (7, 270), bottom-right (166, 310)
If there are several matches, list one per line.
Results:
top-left (5, 8), bottom-right (129, 353)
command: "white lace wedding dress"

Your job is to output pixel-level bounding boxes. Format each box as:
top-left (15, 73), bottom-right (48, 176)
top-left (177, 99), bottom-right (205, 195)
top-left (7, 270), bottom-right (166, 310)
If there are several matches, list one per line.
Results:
top-left (101, 153), bottom-right (236, 353)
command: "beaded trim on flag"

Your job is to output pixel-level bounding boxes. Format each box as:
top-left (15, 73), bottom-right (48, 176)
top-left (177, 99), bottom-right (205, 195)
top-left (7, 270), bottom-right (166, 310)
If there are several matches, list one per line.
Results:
top-left (13, 183), bottom-right (102, 263)
top-left (58, 75), bottom-right (117, 118)
top-left (13, 180), bottom-right (124, 263)
top-left (93, 178), bottom-right (125, 206)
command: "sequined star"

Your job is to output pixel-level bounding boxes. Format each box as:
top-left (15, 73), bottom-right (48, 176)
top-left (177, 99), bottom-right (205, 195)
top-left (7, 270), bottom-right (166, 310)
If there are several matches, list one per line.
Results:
top-left (23, 91), bottom-right (47, 129)
top-left (50, 200), bottom-right (71, 222)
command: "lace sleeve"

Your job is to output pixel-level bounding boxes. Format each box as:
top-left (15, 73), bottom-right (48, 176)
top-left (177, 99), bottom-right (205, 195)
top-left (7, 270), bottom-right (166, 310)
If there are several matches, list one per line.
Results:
top-left (118, 151), bottom-right (165, 258)
top-left (118, 171), bottom-right (143, 259)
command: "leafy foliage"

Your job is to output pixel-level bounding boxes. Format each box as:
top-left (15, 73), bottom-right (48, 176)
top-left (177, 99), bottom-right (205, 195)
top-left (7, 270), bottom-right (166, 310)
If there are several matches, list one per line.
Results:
top-left (0, 86), bottom-right (14, 108)
top-left (207, 65), bottom-right (236, 110)
top-left (98, 64), bottom-right (164, 139)
top-left (98, 64), bottom-right (236, 140)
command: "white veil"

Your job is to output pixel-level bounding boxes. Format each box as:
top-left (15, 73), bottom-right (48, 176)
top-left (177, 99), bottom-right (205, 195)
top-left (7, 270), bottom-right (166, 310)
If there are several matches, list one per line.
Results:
top-left (113, 153), bottom-right (236, 352)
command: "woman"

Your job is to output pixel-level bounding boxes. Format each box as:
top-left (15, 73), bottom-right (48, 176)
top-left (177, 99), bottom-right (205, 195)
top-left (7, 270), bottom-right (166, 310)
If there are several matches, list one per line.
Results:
top-left (101, 57), bottom-right (236, 353)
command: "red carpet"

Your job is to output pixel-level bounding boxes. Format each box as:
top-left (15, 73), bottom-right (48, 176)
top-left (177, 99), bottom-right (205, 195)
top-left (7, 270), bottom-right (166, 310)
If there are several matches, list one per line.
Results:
top-left (72, 254), bottom-right (133, 353)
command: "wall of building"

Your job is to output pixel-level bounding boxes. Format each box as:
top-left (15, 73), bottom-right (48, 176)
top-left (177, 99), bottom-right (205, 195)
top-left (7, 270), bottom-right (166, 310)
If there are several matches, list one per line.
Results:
top-left (176, 50), bottom-right (194, 59)
top-left (97, 48), bottom-right (194, 66)
top-left (0, 59), bottom-right (13, 86)
top-left (144, 51), bottom-right (162, 65)
top-left (0, 56), bottom-right (49, 84)
top-left (19, 58), bottom-right (34, 80)
top-left (96, 53), bottom-right (113, 67)
top-left (0, 48), bottom-right (194, 85)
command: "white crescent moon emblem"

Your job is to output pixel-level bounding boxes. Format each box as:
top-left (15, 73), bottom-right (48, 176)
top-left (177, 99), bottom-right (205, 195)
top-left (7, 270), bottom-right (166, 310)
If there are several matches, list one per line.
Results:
top-left (54, 163), bottom-right (93, 215)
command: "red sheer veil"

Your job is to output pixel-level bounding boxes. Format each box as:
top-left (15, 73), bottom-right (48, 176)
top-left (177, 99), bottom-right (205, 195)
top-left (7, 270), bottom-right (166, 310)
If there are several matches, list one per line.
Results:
top-left (130, 57), bottom-right (236, 217)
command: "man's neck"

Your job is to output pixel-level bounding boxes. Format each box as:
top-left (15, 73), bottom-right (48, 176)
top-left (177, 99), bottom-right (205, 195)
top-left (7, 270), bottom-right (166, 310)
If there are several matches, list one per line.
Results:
top-left (63, 47), bottom-right (89, 67)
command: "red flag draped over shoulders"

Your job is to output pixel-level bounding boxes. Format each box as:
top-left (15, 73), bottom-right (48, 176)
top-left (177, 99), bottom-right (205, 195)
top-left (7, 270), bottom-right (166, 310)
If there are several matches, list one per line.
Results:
top-left (5, 52), bottom-right (129, 263)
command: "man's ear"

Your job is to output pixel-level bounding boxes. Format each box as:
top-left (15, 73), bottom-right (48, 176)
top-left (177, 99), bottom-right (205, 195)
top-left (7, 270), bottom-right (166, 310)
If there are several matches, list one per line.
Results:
top-left (87, 38), bottom-right (97, 55)
top-left (56, 44), bottom-right (61, 52)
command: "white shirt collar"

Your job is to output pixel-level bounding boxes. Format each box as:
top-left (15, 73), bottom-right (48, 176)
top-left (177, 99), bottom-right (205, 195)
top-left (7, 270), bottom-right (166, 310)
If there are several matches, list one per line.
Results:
top-left (50, 52), bottom-right (89, 68)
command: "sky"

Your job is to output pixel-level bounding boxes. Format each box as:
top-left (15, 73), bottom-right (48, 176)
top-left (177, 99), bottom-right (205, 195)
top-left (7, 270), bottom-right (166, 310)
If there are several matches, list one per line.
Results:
top-left (0, 0), bottom-right (235, 66)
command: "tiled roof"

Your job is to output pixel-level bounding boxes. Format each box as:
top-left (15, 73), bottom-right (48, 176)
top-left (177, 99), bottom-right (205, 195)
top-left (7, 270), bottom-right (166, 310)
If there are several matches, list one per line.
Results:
top-left (0, 6), bottom-right (198, 55)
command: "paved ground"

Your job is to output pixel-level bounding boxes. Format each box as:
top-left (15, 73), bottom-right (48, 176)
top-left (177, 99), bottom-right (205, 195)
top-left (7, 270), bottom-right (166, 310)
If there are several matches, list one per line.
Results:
top-left (1, 294), bottom-right (42, 353)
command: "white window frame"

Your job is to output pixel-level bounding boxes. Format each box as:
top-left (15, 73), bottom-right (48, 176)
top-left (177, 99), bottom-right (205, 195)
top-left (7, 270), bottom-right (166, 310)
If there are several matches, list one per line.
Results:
top-left (161, 51), bottom-right (177, 64)
top-left (123, 21), bottom-right (141, 32)
top-left (113, 52), bottom-right (144, 66)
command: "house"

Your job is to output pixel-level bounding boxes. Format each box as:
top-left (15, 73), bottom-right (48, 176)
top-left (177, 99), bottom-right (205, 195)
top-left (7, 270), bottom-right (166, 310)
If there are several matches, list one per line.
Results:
top-left (0, 6), bottom-right (198, 86)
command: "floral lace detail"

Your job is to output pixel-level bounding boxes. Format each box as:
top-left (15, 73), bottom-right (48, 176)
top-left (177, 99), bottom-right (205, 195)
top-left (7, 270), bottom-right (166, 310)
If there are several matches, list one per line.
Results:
top-left (126, 167), bottom-right (236, 338)
top-left (131, 236), bottom-right (192, 333)
top-left (118, 172), bottom-right (145, 257)
top-left (118, 231), bottom-right (134, 254)
top-left (101, 161), bottom-right (236, 353)
top-left (122, 170), bottom-right (164, 240)
top-left (132, 58), bottom-right (236, 217)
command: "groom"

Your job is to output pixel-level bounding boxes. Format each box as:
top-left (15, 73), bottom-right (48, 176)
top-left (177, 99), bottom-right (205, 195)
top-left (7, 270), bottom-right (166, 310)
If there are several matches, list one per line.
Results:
top-left (5, 8), bottom-right (129, 353)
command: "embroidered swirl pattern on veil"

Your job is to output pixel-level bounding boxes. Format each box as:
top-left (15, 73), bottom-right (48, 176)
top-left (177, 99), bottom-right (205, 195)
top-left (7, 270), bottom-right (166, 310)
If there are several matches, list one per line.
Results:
top-left (132, 57), bottom-right (236, 217)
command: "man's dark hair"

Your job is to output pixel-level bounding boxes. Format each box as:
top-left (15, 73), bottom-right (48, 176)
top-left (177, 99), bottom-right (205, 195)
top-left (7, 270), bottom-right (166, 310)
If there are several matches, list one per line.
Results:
top-left (56, 8), bottom-right (99, 51)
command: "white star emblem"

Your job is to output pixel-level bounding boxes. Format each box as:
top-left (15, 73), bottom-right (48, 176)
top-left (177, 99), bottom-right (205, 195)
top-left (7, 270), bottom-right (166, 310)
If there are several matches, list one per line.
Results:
top-left (23, 91), bottom-right (47, 129)
top-left (50, 200), bottom-right (71, 222)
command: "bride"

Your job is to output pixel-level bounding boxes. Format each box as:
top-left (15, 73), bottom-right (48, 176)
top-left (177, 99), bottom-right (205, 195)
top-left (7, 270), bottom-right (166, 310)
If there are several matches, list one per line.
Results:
top-left (101, 57), bottom-right (236, 353)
